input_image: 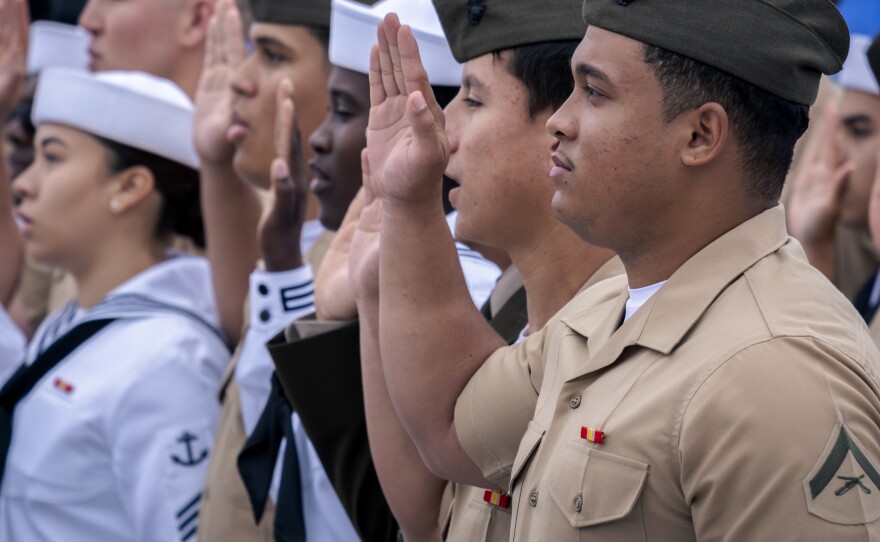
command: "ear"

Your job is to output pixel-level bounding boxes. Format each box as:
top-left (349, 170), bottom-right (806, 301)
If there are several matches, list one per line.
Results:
top-left (679, 102), bottom-right (729, 168)
top-left (108, 166), bottom-right (156, 216)
top-left (179, 0), bottom-right (214, 50)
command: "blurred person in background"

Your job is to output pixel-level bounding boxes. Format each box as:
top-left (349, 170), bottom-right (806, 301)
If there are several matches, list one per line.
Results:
top-left (0, 3), bottom-right (229, 539)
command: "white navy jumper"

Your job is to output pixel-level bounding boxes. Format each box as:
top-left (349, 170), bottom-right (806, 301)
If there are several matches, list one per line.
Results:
top-left (0, 255), bottom-right (229, 542)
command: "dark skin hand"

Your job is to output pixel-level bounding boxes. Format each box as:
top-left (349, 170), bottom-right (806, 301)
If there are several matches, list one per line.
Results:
top-left (259, 78), bottom-right (306, 272)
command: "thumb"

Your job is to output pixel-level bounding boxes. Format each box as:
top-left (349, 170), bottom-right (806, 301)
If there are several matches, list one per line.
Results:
top-left (406, 91), bottom-right (439, 146)
top-left (271, 158), bottom-right (290, 193)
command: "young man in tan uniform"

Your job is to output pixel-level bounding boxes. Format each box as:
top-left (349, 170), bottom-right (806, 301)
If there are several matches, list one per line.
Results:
top-left (358, 0), bottom-right (880, 539)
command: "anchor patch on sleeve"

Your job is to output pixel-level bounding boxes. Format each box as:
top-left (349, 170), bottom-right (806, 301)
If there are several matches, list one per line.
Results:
top-left (803, 421), bottom-right (880, 525)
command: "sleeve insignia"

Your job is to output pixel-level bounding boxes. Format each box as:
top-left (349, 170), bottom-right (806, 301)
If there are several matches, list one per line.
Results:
top-left (803, 420), bottom-right (880, 525)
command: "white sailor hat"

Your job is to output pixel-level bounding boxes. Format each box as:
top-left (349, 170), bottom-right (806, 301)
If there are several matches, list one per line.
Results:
top-left (329, 0), bottom-right (462, 86)
top-left (32, 69), bottom-right (200, 169)
top-left (26, 21), bottom-right (89, 75)
top-left (838, 34), bottom-right (880, 96)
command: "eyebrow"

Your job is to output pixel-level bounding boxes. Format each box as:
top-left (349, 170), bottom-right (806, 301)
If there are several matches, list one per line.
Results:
top-left (841, 114), bottom-right (873, 126)
top-left (575, 63), bottom-right (613, 85)
top-left (39, 136), bottom-right (67, 149)
top-left (462, 74), bottom-right (488, 92)
top-left (254, 36), bottom-right (292, 53)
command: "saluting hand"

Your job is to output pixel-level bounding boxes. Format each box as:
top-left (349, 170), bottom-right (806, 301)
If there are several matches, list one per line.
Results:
top-left (258, 79), bottom-right (307, 272)
top-left (0, 0), bottom-right (29, 120)
top-left (366, 14), bottom-right (449, 208)
top-left (787, 102), bottom-right (854, 247)
top-left (194, 0), bottom-right (245, 164)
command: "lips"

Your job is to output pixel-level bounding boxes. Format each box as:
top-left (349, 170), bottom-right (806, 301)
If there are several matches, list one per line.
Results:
top-left (550, 152), bottom-right (574, 178)
top-left (309, 160), bottom-right (332, 195)
top-left (88, 48), bottom-right (101, 70)
top-left (227, 112), bottom-right (251, 143)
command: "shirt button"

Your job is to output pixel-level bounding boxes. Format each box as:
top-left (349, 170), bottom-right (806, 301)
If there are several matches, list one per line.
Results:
top-left (259, 309), bottom-right (271, 322)
top-left (258, 284), bottom-right (269, 296)
top-left (569, 394), bottom-right (582, 409)
top-left (529, 490), bottom-right (539, 507)
top-left (574, 493), bottom-right (583, 513)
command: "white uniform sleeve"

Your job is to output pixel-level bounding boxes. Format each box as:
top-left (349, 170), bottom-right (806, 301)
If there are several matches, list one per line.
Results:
top-left (0, 304), bottom-right (25, 384)
top-left (456, 242), bottom-right (501, 309)
top-left (109, 335), bottom-right (222, 542)
top-left (247, 265), bottom-right (315, 337)
top-left (447, 211), bottom-right (502, 309)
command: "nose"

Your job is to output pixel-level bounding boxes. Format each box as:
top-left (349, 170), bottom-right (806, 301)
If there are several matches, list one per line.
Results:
top-left (230, 56), bottom-right (257, 98)
top-left (12, 163), bottom-right (38, 202)
top-left (78, 0), bottom-right (102, 35)
top-left (308, 115), bottom-right (332, 156)
top-left (546, 94), bottom-right (577, 141)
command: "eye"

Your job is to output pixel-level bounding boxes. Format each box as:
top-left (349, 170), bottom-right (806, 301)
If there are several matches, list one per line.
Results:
top-left (462, 96), bottom-right (482, 108)
top-left (261, 48), bottom-right (286, 65)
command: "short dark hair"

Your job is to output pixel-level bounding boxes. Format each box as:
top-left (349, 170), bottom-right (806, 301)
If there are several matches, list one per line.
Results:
top-left (643, 44), bottom-right (810, 203)
top-left (495, 40), bottom-right (580, 119)
top-left (97, 137), bottom-right (205, 248)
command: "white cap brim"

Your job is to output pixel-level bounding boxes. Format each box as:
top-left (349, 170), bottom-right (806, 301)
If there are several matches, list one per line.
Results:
top-left (838, 34), bottom-right (880, 96)
top-left (32, 69), bottom-right (200, 169)
top-left (329, 0), bottom-right (462, 87)
top-left (27, 21), bottom-right (90, 75)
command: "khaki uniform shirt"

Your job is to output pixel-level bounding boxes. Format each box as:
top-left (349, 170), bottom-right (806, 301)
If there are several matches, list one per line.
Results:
top-left (444, 259), bottom-right (624, 542)
top-left (455, 206), bottom-right (880, 540)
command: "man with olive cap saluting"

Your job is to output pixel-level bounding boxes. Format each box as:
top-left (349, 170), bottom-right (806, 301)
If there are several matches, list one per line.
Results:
top-left (359, 0), bottom-right (880, 539)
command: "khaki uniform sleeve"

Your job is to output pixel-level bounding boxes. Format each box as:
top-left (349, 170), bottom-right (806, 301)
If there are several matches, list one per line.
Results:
top-left (680, 337), bottom-right (880, 540)
top-left (454, 326), bottom-right (548, 489)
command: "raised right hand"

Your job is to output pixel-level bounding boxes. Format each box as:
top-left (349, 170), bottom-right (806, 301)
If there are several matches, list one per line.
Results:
top-left (787, 101), bottom-right (854, 246)
top-left (0, 0), bottom-right (29, 120)
top-left (193, 0), bottom-right (246, 165)
top-left (366, 14), bottom-right (449, 209)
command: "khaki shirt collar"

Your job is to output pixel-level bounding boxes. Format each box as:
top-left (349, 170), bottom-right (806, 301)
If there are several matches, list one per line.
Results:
top-left (562, 205), bottom-right (790, 379)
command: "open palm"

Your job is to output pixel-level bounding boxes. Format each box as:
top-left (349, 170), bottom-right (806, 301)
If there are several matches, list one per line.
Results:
top-left (193, 0), bottom-right (245, 164)
top-left (366, 14), bottom-right (449, 207)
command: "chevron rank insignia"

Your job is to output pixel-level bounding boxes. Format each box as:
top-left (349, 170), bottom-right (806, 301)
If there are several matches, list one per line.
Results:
top-left (804, 422), bottom-right (880, 524)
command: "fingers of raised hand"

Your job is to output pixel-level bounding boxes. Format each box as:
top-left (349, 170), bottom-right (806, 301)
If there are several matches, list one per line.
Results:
top-left (224, 1), bottom-right (246, 68)
top-left (397, 24), bottom-right (444, 127)
top-left (377, 17), bottom-right (400, 98)
top-left (817, 101), bottom-right (841, 166)
top-left (369, 44), bottom-right (386, 106)
top-left (384, 13), bottom-right (408, 96)
top-left (274, 79), bottom-right (294, 161)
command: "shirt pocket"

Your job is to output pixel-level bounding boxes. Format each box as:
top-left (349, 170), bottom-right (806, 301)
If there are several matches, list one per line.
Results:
top-left (548, 439), bottom-right (649, 532)
top-left (445, 486), bottom-right (512, 542)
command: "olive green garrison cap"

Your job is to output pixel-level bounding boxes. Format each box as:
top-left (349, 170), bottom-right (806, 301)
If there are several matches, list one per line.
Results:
top-left (582, 0), bottom-right (850, 105)
top-left (250, 0), bottom-right (332, 27)
top-left (869, 34), bottom-right (880, 88)
top-left (432, 0), bottom-right (586, 63)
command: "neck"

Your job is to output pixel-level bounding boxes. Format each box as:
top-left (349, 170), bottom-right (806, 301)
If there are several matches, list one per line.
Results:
top-left (618, 198), bottom-right (771, 288)
top-left (71, 239), bottom-right (166, 309)
top-left (511, 222), bottom-right (615, 333)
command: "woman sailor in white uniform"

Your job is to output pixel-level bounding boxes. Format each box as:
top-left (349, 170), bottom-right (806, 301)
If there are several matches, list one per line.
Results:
top-left (0, 66), bottom-right (230, 541)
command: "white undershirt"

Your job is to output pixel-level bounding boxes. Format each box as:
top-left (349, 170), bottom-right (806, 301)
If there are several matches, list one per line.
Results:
top-left (624, 281), bottom-right (666, 322)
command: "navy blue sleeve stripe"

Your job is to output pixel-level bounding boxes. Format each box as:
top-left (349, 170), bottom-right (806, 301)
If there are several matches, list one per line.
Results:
top-left (181, 525), bottom-right (197, 541)
top-left (178, 509), bottom-right (198, 532)
top-left (176, 493), bottom-right (201, 519)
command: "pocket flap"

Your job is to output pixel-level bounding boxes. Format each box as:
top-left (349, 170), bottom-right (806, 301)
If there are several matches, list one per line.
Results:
top-left (549, 441), bottom-right (649, 528)
top-left (509, 421), bottom-right (544, 491)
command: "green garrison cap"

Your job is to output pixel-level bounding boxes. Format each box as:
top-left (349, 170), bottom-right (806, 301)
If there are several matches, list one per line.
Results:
top-left (250, 0), bottom-right (333, 27)
top-left (432, 0), bottom-right (586, 63)
top-left (582, 0), bottom-right (851, 105)
top-left (869, 34), bottom-right (880, 87)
